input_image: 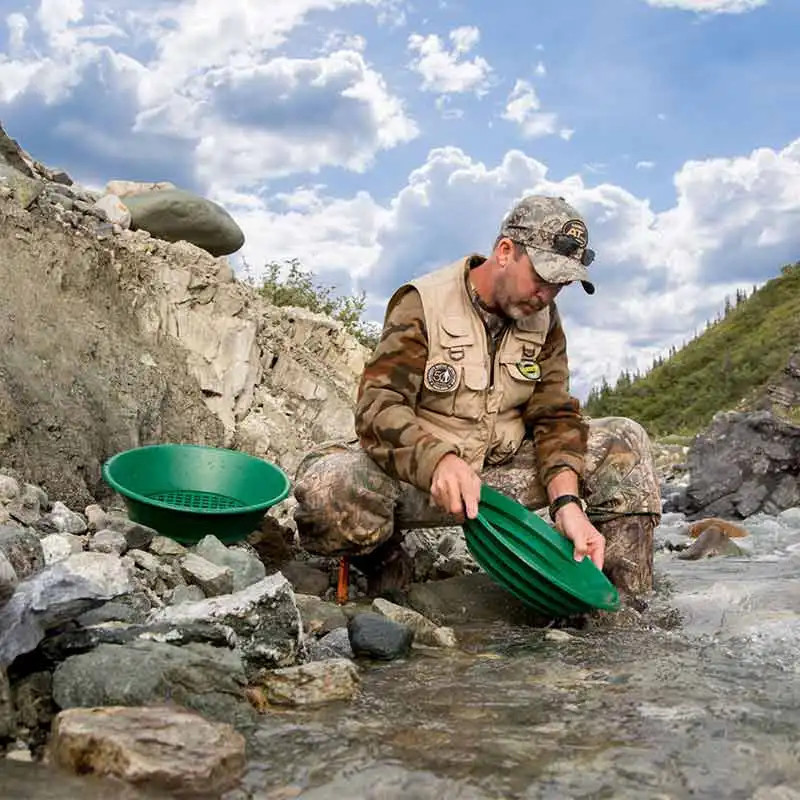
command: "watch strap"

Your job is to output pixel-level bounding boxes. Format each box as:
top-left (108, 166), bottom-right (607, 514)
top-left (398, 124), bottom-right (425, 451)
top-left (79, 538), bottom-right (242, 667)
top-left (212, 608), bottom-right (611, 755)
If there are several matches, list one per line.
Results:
top-left (548, 494), bottom-right (584, 520)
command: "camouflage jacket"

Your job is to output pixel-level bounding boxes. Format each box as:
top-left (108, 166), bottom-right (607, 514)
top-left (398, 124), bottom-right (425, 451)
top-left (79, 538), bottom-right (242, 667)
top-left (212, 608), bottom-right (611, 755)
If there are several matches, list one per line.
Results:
top-left (355, 256), bottom-right (588, 492)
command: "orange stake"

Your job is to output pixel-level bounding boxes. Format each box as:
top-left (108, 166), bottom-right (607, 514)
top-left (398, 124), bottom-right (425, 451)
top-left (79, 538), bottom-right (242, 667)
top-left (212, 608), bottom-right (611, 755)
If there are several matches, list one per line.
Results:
top-left (336, 555), bottom-right (350, 605)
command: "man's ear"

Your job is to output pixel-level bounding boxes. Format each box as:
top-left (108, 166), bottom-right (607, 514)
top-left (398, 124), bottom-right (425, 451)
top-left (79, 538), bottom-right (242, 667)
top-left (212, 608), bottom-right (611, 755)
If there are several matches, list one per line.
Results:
top-left (496, 237), bottom-right (513, 266)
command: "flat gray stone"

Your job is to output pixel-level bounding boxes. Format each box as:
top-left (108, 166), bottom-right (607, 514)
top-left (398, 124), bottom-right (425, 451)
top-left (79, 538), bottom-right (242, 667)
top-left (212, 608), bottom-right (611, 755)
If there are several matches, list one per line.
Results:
top-left (123, 189), bottom-right (245, 256)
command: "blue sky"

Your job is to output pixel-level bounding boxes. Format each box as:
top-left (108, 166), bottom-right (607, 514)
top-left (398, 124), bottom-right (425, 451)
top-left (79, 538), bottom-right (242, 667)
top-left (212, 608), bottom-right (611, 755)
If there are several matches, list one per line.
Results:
top-left (2, 0), bottom-right (799, 399)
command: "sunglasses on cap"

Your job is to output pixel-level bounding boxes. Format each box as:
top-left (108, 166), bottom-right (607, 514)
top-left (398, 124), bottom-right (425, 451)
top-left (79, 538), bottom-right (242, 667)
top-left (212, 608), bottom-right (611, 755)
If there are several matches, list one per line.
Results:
top-left (551, 233), bottom-right (596, 267)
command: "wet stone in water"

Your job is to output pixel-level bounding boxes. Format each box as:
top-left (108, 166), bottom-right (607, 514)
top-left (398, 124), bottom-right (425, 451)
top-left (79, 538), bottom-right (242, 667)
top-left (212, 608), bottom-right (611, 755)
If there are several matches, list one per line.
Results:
top-left (348, 612), bottom-right (413, 661)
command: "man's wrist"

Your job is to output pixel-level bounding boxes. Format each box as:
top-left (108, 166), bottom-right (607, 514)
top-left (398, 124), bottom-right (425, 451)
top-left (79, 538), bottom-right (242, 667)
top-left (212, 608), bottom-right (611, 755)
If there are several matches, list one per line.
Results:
top-left (548, 494), bottom-right (586, 521)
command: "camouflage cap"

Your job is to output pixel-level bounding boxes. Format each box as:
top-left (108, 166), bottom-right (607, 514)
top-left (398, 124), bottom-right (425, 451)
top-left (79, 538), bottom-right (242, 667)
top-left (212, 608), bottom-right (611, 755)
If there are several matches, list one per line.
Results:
top-left (499, 195), bottom-right (596, 294)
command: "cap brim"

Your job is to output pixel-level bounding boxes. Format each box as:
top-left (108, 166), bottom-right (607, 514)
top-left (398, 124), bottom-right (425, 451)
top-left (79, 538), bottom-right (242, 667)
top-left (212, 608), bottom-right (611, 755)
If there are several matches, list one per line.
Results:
top-left (527, 247), bottom-right (595, 295)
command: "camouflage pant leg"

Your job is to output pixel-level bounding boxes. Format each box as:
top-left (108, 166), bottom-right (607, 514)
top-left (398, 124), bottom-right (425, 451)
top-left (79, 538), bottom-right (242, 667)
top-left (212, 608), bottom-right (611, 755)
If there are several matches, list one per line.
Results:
top-left (582, 416), bottom-right (662, 523)
top-left (294, 441), bottom-right (460, 555)
top-left (293, 441), bottom-right (401, 556)
top-left (480, 416), bottom-right (661, 522)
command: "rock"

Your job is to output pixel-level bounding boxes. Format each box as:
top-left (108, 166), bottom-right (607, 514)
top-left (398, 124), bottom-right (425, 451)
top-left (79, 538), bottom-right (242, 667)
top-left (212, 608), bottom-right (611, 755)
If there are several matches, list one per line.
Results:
top-left (778, 507), bottom-right (800, 528)
top-left (123, 189), bottom-right (245, 257)
top-left (0, 551), bottom-right (18, 607)
top-left (193, 535), bottom-right (265, 592)
top-left (347, 612), bottom-right (413, 661)
top-left (11, 670), bottom-right (54, 734)
top-left (88, 528), bottom-right (128, 555)
top-left (688, 517), bottom-right (748, 539)
top-left (50, 705), bottom-right (246, 797)
top-left (6, 484), bottom-right (46, 526)
top-left (180, 553), bottom-right (234, 596)
top-left (84, 504), bottom-right (106, 531)
top-left (371, 598), bottom-right (457, 648)
top-left (544, 629), bottom-right (574, 642)
top-left (40, 533), bottom-right (83, 565)
top-left (0, 123), bottom-right (36, 176)
top-left (104, 515), bottom-right (157, 551)
top-left (677, 526), bottom-right (745, 560)
top-left (0, 474), bottom-right (20, 502)
top-left (684, 410), bottom-right (800, 518)
top-left (307, 628), bottom-right (355, 661)
top-left (128, 548), bottom-right (160, 573)
top-left (0, 666), bottom-right (15, 739)
top-left (0, 525), bottom-right (45, 580)
top-left (0, 164), bottom-right (44, 209)
top-left (254, 658), bottom-right (360, 707)
top-left (0, 760), bottom-right (166, 799)
top-left (407, 573), bottom-right (551, 627)
top-left (52, 641), bottom-right (252, 726)
top-left (170, 585), bottom-right (206, 605)
top-left (77, 597), bottom-right (150, 626)
top-left (46, 501), bottom-right (88, 534)
top-left (148, 573), bottom-right (301, 674)
top-left (93, 194), bottom-right (131, 228)
top-left (37, 620), bottom-right (222, 666)
top-left (105, 179), bottom-right (176, 198)
top-left (0, 552), bottom-right (134, 667)
top-left (281, 561), bottom-right (330, 596)
top-left (149, 535), bottom-right (187, 558)
top-left (295, 594), bottom-right (348, 636)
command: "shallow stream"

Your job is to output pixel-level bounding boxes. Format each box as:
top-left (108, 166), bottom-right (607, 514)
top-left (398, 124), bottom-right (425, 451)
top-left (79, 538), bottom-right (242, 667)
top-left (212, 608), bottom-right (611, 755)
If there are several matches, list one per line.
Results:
top-left (233, 511), bottom-right (800, 800)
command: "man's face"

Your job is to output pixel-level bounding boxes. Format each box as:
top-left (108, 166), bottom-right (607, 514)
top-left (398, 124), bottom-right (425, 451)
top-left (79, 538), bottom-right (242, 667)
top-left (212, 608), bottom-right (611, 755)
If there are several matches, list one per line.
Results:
top-left (494, 240), bottom-right (564, 319)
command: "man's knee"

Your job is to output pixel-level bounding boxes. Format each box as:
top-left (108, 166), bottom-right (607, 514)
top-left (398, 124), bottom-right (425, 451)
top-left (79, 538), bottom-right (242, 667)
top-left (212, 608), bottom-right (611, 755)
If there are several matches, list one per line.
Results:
top-left (585, 416), bottom-right (661, 517)
top-left (293, 449), bottom-right (400, 556)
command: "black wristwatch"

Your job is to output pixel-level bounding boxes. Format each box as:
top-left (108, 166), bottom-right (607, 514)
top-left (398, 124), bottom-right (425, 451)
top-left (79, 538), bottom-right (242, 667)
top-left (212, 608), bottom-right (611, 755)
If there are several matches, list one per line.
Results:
top-left (548, 494), bottom-right (587, 521)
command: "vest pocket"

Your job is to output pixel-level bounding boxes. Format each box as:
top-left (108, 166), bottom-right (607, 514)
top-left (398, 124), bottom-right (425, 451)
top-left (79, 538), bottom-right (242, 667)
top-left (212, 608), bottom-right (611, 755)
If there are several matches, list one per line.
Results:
top-left (497, 359), bottom-right (540, 410)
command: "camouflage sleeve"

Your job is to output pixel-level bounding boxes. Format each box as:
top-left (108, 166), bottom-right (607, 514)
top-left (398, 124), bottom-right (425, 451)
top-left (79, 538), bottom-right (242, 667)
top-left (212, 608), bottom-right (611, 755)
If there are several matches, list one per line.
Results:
top-left (355, 288), bottom-right (459, 492)
top-left (523, 304), bottom-right (588, 487)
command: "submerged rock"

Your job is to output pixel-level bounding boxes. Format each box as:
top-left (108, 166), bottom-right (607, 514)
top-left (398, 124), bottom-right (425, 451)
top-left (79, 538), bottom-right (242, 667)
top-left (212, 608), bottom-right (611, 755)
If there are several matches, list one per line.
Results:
top-left (348, 612), bottom-right (413, 661)
top-left (678, 526), bottom-right (745, 560)
top-left (253, 658), bottom-right (360, 707)
top-left (49, 705), bottom-right (246, 797)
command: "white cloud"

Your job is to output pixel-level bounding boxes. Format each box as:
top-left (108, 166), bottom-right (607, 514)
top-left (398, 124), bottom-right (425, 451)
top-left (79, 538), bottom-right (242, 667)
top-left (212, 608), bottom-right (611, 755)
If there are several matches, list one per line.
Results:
top-left (535, 61), bottom-right (546, 77)
top-left (0, 0), bottom-right (417, 188)
top-left (36, 0), bottom-right (84, 38)
top-left (6, 12), bottom-right (28, 54)
top-left (501, 79), bottom-right (560, 139)
top-left (231, 135), bottom-right (800, 397)
top-left (185, 50), bottom-right (417, 187)
top-left (645, 0), bottom-right (767, 12)
top-left (222, 184), bottom-right (389, 284)
top-left (636, 160), bottom-right (656, 169)
top-left (321, 30), bottom-right (367, 52)
top-left (407, 26), bottom-right (492, 95)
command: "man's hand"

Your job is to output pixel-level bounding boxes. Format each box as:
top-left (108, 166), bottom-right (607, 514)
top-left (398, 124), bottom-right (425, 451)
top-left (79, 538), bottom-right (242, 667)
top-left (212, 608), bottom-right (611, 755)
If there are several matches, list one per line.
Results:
top-left (430, 453), bottom-right (482, 519)
top-left (553, 503), bottom-right (605, 569)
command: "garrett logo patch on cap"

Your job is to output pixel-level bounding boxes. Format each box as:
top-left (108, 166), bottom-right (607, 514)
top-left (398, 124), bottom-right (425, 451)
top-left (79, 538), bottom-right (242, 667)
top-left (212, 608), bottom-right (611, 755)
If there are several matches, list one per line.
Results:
top-left (561, 219), bottom-right (588, 248)
top-left (426, 363), bottom-right (458, 392)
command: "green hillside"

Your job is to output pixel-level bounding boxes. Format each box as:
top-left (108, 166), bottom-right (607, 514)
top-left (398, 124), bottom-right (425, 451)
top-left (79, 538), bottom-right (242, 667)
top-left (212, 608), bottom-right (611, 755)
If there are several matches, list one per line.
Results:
top-left (584, 262), bottom-right (800, 437)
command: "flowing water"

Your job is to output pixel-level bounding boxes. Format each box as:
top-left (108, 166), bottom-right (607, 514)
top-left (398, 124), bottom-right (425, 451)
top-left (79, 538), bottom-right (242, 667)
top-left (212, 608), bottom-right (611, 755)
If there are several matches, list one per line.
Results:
top-left (233, 510), bottom-right (800, 800)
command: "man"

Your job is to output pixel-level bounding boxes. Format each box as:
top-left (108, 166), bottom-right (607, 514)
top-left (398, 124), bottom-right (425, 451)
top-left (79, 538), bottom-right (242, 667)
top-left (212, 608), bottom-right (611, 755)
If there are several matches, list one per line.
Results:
top-left (294, 195), bottom-right (661, 601)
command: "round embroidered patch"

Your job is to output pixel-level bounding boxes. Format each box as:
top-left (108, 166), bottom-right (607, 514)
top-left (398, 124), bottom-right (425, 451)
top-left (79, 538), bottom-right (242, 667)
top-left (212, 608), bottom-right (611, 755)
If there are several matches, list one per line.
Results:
top-left (426, 362), bottom-right (458, 392)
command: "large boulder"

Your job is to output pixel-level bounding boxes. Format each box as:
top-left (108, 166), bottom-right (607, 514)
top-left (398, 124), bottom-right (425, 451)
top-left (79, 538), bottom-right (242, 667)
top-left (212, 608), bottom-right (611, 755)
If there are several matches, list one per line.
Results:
top-left (123, 189), bottom-right (244, 257)
top-left (684, 410), bottom-right (800, 519)
top-left (52, 640), bottom-right (252, 726)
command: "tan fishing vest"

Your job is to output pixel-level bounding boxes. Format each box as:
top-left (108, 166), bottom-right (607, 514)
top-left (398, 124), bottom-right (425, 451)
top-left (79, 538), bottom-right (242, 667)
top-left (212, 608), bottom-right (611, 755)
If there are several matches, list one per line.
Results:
top-left (403, 257), bottom-right (550, 469)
